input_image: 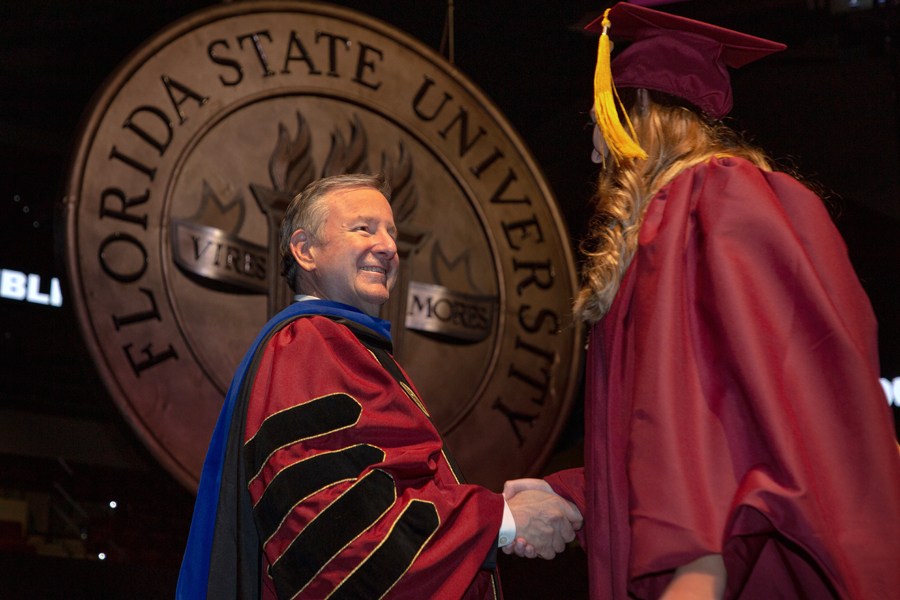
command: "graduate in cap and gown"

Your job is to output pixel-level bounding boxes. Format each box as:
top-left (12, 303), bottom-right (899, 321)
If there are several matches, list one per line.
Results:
top-left (504, 3), bottom-right (900, 599)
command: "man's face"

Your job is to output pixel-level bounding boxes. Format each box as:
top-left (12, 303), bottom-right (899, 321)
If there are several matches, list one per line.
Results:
top-left (304, 187), bottom-right (399, 317)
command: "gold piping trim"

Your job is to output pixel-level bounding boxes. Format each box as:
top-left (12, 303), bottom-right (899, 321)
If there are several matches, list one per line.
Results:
top-left (439, 449), bottom-right (461, 485)
top-left (398, 381), bottom-right (431, 418)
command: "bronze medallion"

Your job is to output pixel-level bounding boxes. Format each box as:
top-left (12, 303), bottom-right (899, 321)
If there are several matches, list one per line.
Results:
top-left (65, 1), bottom-right (582, 492)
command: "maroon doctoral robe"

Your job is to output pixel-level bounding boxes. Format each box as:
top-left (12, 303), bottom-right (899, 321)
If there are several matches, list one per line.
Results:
top-left (245, 313), bottom-right (503, 600)
top-left (547, 157), bottom-right (900, 599)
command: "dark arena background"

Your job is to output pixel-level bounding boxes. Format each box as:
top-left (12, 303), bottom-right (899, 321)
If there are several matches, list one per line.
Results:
top-left (1, 1), bottom-right (898, 598)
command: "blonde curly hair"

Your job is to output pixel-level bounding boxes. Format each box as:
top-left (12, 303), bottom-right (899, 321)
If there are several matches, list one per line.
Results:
top-left (575, 89), bottom-right (773, 324)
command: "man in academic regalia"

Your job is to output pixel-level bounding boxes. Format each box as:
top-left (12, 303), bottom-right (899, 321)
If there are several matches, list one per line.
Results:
top-left (176, 172), bottom-right (583, 600)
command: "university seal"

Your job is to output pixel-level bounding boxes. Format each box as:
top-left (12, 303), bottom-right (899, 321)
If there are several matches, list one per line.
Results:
top-left (64, 1), bottom-right (582, 491)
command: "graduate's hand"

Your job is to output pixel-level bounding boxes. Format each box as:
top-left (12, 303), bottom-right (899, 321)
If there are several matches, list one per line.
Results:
top-left (505, 490), bottom-right (583, 560)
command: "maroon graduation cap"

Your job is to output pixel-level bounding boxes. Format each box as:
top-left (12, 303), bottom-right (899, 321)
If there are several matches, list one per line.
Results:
top-left (588, 2), bottom-right (785, 119)
top-left (586, 2), bottom-right (785, 162)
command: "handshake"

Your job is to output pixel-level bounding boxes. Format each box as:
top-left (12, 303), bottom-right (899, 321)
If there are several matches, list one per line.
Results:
top-left (502, 478), bottom-right (583, 560)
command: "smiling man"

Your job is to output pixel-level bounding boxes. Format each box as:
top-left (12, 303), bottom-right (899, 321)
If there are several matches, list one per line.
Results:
top-left (285, 179), bottom-right (399, 317)
top-left (176, 173), bottom-right (582, 600)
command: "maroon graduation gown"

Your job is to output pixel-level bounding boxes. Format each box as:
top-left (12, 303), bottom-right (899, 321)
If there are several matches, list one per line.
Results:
top-left (547, 157), bottom-right (900, 599)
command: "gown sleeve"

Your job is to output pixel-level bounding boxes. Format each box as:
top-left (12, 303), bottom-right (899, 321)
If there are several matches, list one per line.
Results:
top-left (544, 467), bottom-right (586, 516)
top-left (622, 157), bottom-right (900, 598)
top-left (544, 467), bottom-right (589, 549)
top-left (243, 316), bottom-right (503, 600)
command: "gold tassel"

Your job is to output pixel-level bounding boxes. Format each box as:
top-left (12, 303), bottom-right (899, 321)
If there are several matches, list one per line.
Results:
top-left (593, 9), bottom-right (647, 164)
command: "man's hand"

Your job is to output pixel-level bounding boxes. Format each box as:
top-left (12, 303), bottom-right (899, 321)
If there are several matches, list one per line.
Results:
top-left (505, 489), bottom-right (583, 560)
top-left (503, 478), bottom-right (553, 500)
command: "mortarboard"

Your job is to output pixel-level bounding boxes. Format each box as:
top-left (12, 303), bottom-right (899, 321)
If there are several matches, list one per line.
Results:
top-left (587, 2), bottom-right (786, 163)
